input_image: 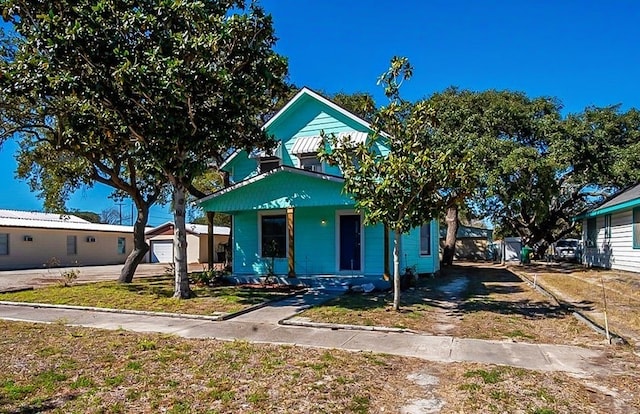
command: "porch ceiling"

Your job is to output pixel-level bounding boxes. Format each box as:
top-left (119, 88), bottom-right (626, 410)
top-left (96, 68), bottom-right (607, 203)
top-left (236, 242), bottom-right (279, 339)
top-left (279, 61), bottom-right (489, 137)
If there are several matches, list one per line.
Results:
top-left (198, 167), bottom-right (353, 213)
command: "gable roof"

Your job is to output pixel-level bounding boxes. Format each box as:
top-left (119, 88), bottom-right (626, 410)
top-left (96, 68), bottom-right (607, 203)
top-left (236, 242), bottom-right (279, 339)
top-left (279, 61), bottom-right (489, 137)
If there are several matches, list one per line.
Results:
top-left (220, 87), bottom-right (376, 170)
top-left (145, 221), bottom-right (230, 237)
top-left (263, 87), bottom-right (374, 132)
top-left (575, 184), bottom-right (640, 219)
top-left (198, 165), bottom-right (344, 204)
top-left (0, 209), bottom-right (133, 233)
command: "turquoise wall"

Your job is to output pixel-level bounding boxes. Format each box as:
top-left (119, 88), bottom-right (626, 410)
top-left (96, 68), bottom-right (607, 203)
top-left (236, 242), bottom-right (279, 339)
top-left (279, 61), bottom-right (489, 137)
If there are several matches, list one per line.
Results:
top-left (400, 220), bottom-right (440, 274)
top-left (225, 93), bottom-right (390, 182)
top-left (231, 207), bottom-right (391, 277)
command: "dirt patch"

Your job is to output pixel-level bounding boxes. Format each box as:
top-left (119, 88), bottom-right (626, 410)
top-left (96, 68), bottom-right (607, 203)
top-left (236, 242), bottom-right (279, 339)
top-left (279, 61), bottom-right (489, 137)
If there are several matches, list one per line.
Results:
top-left (301, 262), bottom-right (604, 347)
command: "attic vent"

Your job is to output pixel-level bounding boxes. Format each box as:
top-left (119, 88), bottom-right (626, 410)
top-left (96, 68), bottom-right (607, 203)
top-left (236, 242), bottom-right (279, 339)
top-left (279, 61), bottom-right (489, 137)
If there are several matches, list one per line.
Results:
top-left (86, 236), bottom-right (96, 243)
top-left (23, 235), bottom-right (33, 242)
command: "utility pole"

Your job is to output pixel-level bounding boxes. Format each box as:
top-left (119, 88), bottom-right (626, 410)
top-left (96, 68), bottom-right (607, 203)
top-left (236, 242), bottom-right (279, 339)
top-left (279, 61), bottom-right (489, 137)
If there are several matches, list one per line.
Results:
top-left (115, 202), bottom-right (125, 225)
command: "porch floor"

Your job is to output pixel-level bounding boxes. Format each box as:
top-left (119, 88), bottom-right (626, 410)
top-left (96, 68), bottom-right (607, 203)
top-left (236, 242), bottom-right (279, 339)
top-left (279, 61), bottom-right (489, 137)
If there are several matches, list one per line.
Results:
top-left (226, 274), bottom-right (391, 291)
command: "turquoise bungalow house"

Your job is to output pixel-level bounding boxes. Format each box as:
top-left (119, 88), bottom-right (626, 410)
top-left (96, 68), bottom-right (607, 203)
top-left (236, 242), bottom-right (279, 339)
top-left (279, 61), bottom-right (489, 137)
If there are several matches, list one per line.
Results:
top-left (198, 87), bottom-right (440, 285)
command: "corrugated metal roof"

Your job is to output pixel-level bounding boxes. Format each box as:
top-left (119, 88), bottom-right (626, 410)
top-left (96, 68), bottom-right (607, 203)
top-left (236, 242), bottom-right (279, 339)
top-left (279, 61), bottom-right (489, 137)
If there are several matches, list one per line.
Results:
top-left (290, 132), bottom-right (368, 155)
top-left (291, 136), bottom-right (323, 154)
top-left (0, 209), bottom-right (89, 223)
top-left (0, 209), bottom-right (133, 233)
top-left (335, 131), bottom-right (368, 145)
top-left (145, 221), bottom-right (230, 236)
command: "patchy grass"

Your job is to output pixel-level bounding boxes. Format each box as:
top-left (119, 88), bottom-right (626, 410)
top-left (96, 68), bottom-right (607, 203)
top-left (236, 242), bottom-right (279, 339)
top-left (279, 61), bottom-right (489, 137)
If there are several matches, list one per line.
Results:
top-left (514, 263), bottom-right (640, 345)
top-left (300, 264), bottom-right (603, 345)
top-left (0, 321), bottom-right (637, 413)
top-left (0, 275), bottom-right (293, 315)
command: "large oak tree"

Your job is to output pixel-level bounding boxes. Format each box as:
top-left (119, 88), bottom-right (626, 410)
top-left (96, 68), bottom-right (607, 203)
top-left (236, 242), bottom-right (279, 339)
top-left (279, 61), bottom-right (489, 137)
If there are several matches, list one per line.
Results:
top-left (0, 0), bottom-right (288, 297)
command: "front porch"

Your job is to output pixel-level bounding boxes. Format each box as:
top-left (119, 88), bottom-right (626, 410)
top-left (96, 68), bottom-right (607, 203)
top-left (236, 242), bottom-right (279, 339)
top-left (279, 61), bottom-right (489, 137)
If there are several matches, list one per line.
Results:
top-left (198, 167), bottom-right (393, 279)
top-left (226, 273), bottom-right (391, 291)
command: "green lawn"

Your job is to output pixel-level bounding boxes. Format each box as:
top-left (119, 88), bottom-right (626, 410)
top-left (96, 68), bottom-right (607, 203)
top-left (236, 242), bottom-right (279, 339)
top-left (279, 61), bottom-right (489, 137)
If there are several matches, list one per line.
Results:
top-left (0, 276), bottom-right (295, 316)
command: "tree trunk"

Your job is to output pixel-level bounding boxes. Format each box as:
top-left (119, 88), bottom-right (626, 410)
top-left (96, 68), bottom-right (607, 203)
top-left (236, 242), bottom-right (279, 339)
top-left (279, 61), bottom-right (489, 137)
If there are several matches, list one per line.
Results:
top-left (392, 230), bottom-right (401, 311)
top-left (442, 205), bottom-right (459, 266)
top-left (118, 203), bottom-right (150, 283)
top-left (172, 184), bottom-right (191, 299)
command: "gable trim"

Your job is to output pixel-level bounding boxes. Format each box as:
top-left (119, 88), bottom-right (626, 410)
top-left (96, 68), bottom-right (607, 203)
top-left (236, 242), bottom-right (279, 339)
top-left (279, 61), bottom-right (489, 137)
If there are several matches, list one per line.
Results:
top-left (263, 87), bottom-right (374, 132)
top-left (196, 165), bottom-right (345, 204)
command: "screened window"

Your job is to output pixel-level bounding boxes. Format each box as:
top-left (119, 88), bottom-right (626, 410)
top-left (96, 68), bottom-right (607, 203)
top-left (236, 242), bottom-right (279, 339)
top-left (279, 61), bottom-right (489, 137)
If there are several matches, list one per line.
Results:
top-left (299, 154), bottom-right (322, 172)
top-left (634, 208), bottom-right (640, 249)
top-left (117, 237), bottom-right (126, 254)
top-left (420, 224), bottom-right (431, 256)
top-left (67, 235), bottom-right (77, 255)
top-left (261, 215), bottom-right (286, 258)
top-left (586, 218), bottom-right (597, 247)
top-left (0, 233), bottom-right (8, 255)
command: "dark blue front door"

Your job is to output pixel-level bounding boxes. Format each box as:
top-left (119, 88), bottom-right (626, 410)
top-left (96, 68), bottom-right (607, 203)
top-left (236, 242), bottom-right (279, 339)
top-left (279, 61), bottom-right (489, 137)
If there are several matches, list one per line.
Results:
top-left (339, 215), bottom-right (361, 271)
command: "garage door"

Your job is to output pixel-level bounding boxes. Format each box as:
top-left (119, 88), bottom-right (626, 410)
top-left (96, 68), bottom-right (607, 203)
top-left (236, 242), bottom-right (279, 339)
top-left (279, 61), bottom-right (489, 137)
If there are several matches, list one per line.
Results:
top-left (150, 240), bottom-right (174, 263)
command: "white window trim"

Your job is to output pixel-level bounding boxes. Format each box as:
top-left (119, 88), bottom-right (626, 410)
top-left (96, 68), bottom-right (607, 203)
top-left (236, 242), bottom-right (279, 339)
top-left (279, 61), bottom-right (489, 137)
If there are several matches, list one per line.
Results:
top-left (334, 209), bottom-right (365, 274)
top-left (258, 210), bottom-right (288, 258)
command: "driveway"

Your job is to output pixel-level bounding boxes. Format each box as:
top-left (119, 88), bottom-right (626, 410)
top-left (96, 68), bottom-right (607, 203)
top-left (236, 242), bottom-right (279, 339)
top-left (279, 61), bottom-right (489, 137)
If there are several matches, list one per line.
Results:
top-left (0, 263), bottom-right (168, 291)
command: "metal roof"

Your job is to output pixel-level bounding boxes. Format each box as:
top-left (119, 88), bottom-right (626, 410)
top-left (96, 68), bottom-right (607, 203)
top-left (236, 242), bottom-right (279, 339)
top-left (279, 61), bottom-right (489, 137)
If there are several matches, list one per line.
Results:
top-left (596, 184), bottom-right (640, 211)
top-left (0, 209), bottom-right (133, 233)
top-left (145, 221), bottom-right (230, 236)
top-left (575, 183), bottom-right (640, 219)
top-left (291, 136), bottom-right (323, 155)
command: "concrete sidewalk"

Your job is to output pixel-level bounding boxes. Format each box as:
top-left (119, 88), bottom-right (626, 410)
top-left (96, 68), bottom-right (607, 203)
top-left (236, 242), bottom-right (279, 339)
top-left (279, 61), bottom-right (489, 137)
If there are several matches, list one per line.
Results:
top-left (0, 294), bottom-right (606, 376)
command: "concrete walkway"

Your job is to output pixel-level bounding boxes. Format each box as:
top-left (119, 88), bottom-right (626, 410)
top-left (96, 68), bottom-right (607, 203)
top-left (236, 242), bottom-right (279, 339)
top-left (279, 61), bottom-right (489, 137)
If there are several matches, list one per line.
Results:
top-left (0, 289), bottom-right (607, 376)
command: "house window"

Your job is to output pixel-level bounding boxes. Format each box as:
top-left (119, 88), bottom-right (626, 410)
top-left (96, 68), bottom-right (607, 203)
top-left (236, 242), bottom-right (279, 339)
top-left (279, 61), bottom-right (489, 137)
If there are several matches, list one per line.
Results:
top-left (67, 235), bottom-right (77, 255)
top-left (586, 218), bottom-right (597, 248)
top-left (261, 214), bottom-right (286, 258)
top-left (634, 208), bottom-right (640, 249)
top-left (0, 233), bottom-right (8, 255)
top-left (259, 157), bottom-right (280, 174)
top-left (117, 237), bottom-right (126, 254)
top-left (604, 214), bottom-right (612, 240)
top-left (299, 154), bottom-right (322, 172)
top-left (420, 224), bottom-right (431, 256)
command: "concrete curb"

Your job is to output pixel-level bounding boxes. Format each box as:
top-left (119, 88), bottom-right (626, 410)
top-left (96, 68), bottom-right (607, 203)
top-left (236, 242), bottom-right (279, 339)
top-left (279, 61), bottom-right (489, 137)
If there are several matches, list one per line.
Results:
top-left (0, 289), bottom-right (307, 323)
top-left (509, 268), bottom-right (628, 345)
top-left (0, 300), bottom-right (225, 321)
top-left (218, 291), bottom-right (306, 321)
top-left (0, 286), bottom-right (33, 294)
top-left (280, 317), bottom-right (418, 334)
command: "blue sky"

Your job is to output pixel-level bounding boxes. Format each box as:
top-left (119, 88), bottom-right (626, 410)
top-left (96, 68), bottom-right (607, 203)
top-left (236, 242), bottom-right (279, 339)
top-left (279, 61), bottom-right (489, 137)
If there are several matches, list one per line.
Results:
top-left (1, 0), bottom-right (639, 225)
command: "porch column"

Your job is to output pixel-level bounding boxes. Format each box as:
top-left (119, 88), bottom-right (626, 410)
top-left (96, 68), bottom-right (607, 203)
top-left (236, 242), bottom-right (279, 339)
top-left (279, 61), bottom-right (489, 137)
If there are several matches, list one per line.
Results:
top-left (227, 216), bottom-right (233, 270)
top-left (287, 207), bottom-right (295, 278)
top-left (384, 224), bottom-right (390, 279)
top-left (207, 211), bottom-right (215, 269)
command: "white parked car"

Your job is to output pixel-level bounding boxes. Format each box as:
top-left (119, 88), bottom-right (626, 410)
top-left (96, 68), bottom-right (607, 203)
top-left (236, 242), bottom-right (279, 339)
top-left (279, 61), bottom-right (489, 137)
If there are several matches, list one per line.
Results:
top-left (554, 239), bottom-right (580, 262)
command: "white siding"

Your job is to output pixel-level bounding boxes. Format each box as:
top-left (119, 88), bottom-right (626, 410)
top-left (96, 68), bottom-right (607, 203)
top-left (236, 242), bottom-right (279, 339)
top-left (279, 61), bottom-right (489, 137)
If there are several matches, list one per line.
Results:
top-left (582, 211), bottom-right (640, 272)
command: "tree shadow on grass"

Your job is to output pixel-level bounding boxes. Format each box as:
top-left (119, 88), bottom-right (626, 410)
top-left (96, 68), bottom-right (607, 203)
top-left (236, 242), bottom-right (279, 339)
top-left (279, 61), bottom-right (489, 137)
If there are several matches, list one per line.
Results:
top-left (7, 393), bottom-right (77, 414)
top-left (316, 263), bottom-right (595, 320)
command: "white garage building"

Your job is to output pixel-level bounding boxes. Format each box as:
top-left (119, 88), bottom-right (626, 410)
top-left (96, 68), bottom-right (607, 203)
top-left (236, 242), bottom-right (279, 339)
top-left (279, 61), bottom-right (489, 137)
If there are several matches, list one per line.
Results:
top-left (145, 222), bottom-right (230, 264)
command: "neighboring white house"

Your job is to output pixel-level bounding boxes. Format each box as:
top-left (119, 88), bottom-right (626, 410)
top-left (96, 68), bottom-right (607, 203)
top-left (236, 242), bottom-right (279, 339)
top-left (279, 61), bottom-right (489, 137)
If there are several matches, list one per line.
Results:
top-left (145, 222), bottom-right (230, 264)
top-left (0, 209), bottom-right (134, 270)
top-left (575, 184), bottom-right (640, 273)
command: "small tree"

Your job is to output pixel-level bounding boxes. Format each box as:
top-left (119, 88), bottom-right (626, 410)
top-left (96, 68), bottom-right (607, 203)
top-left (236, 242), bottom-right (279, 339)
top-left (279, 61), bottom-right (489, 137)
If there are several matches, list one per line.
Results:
top-left (320, 57), bottom-right (468, 310)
